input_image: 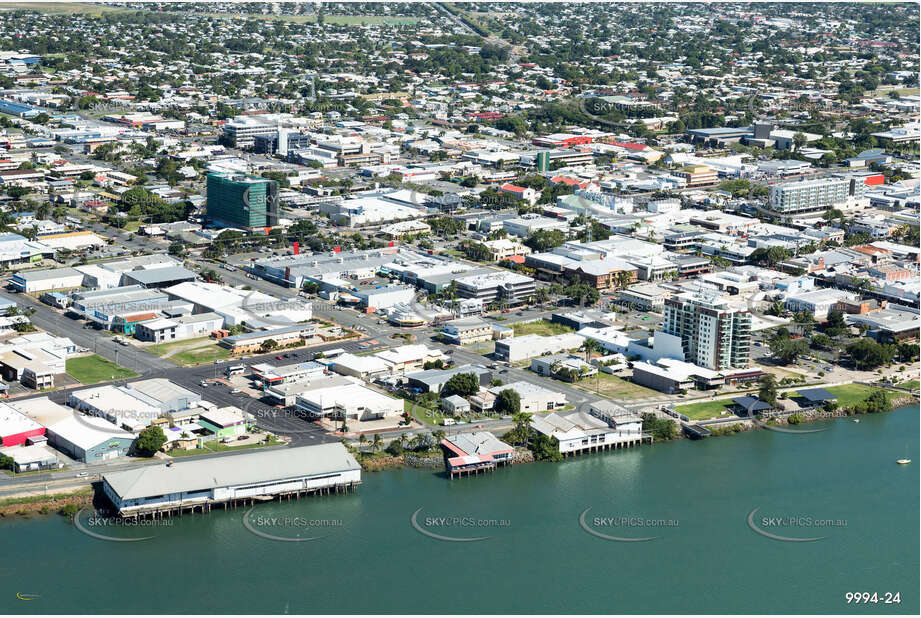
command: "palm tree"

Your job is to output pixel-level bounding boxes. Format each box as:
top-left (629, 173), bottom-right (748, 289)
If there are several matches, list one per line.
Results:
top-left (399, 432), bottom-right (408, 448)
top-left (580, 338), bottom-right (602, 363)
top-left (372, 433), bottom-right (383, 452)
top-left (615, 270), bottom-right (633, 290)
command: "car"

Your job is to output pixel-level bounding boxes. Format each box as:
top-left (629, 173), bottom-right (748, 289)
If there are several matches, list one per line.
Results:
top-left (215, 359), bottom-right (225, 364)
top-left (499, 369), bottom-right (509, 374)
top-left (75, 472), bottom-right (87, 478)
top-left (238, 435), bottom-right (249, 441)
top-left (474, 424), bottom-right (484, 429)
top-left (200, 380), bottom-right (209, 387)
top-left (276, 355), bottom-right (283, 360)
top-left (230, 388), bottom-right (241, 394)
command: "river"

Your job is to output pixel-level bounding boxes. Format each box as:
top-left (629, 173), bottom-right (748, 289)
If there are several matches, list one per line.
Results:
top-left (2, 405), bottom-right (917, 614)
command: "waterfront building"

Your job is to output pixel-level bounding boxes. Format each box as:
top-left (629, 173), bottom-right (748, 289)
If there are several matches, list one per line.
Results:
top-left (102, 443), bottom-right (361, 516)
top-left (663, 289), bottom-right (752, 371)
top-left (530, 410), bottom-right (645, 456)
top-left (440, 431), bottom-right (515, 478)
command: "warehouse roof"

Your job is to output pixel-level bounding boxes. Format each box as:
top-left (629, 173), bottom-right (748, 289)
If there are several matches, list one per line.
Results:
top-left (122, 266), bottom-right (197, 286)
top-left (103, 443), bottom-right (360, 500)
top-left (47, 415), bottom-right (134, 450)
top-left (12, 267), bottom-right (83, 282)
top-left (0, 402), bottom-right (43, 436)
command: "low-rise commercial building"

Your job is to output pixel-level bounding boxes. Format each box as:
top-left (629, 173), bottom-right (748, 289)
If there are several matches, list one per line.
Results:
top-left (440, 317), bottom-right (494, 345)
top-left (454, 271), bottom-right (536, 307)
top-left (294, 379), bottom-right (403, 422)
top-left (11, 267), bottom-right (84, 293)
top-left (0, 402), bottom-right (45, 446)
top-left (198, 407), bottom-right (250, 439)
top-left (102, 443), bottom-right (361, 516)
top-left (495, 333), bottom-right (584, 363)
top-left (219, 325), bottom-right (316, 354)
top-left (46, 415), bottom-right (135, 462)
top-left (440, 431), bottom-right (515, 478)
top-left (0, 443), bottom-right (59, 472)
top-left (486, 381), bottom-right (566, 413)
top-left (530, 410), bottom-right (645, 456)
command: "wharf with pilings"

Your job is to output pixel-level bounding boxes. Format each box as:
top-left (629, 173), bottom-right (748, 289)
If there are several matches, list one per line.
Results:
top-left (561, 433), bottom-right (654, 457)
top-left (110, 481), bottom-right (361, 520)
top-left (446, 460), bottom-right (510, 479)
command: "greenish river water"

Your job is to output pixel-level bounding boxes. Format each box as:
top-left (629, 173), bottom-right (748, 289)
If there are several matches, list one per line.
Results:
top-left (2, 406), bottom-right (917, 614)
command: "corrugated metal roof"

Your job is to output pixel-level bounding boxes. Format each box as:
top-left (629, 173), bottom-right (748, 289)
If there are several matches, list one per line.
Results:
top-left (104, 443), bottom-right (360, 500)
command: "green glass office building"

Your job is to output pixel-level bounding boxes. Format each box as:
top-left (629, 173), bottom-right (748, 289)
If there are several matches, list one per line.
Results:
top-left (206, 172), bottom-right (278, 229)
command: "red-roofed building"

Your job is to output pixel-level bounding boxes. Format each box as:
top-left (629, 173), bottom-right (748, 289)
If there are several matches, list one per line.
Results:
top-left (440, 431), bottom-right (515, 478)
top-left (469, 112), bottom-right (505, 121)
top-left (610, 141), bottom-right (648, 151)
top-left (498, 183), bottom-right (539, 205)
top-left (550, 175), bottom-right (591, 189)
top-left (532, 133), bottom-right (593, 148)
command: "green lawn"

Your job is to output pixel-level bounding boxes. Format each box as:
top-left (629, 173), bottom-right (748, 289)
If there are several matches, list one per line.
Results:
top-left (511, 320), bottom-right (574, 337)
top-left (168, 437), bottom-right (283, 458)
top-left (898, 379), bottom-right (919, 391)
top-left (673, 400), bottom-right (734, 421)
top-left (405, 399), bottom-right (445, 427)
top-left (66, 355), bottom-right (138, 384)
top-left (787, 383), bottom-right (897, 407)
top-left (578, 372), bottom-right (661, 400)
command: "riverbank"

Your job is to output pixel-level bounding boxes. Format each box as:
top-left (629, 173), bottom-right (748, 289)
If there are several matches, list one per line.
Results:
top-left (0, 487), bottom-right (93, 518)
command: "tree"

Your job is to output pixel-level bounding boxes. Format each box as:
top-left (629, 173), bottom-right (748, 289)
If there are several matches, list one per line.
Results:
top-left (640, 413), bottom-right (678, 441)
top-left (758, 374), bottom-right (778, 406)
top-left (824, 310), bottom-right (848, 337)
top-left (846, 339), bottom-right (895, 370)
top-left (168, 242), bottom-right (185, 257)
top-left (524, 229), bottom-right (567, 252)
top-left (530, 434), bottom-right (562, 462)
top-left (134, 425), bottom-right (167, 456)
top-left (260, 338), bottom-right (278, 352)
top-left (0, 454), bottom-right (15, 471)
top-left (495, 389), bottom-right (522, 415)
top-left (897, 342), bottom-right (919, 363)
top-left (614, 270), bottom-right (633, 290)
top-left (769, 337), bottom-right (809, 365)
top-left (580, 338), bottom-right (602, 362)
top-left (371, 433), bottom-right (383, 452)
top-left (441, 372), bottom-right (480, 398)
top-left (385, 439), bottom-right (403, 456)
top-left (749, 246), bottom-right (792, 266)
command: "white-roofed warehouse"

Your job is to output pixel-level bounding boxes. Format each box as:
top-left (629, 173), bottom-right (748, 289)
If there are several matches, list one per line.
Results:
top-left (102, 443), bottom-right (361, 516)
